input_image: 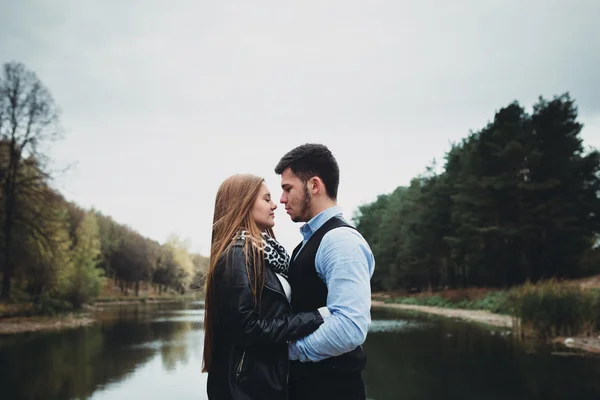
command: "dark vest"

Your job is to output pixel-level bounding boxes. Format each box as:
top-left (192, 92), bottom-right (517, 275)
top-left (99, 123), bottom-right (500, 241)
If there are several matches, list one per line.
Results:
top-left (288, 216), bottom-right (366, 373)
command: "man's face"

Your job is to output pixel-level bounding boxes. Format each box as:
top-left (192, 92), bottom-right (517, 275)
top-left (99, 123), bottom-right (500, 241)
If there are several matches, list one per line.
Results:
top-left (280, 168), bottom-right (312, 223)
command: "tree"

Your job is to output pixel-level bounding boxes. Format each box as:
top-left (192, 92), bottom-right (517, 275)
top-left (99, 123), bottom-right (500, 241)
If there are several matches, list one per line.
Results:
top-left (164, 234), bottom-right (194, 294)
top-left (15, 188), bottom-right (72, 298)
top-left (0, 62), bottom-right (60, 299)
top-left (151, 235), bottom-right (197, 295)
top-left (355, 94), bottom-right (600, 291)
top-left (189, 253), bottom-right (209, 291)
top-left (109, 226), bottom-right (156, 295)
top-left (59, 211), bottom-right (104, 308)
top-left (527, 94), bottom-right (600, 279)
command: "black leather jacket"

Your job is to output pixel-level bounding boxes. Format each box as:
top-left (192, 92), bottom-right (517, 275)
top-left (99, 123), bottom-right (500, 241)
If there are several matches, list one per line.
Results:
top-left (206, 242), bottom-right (324, 400)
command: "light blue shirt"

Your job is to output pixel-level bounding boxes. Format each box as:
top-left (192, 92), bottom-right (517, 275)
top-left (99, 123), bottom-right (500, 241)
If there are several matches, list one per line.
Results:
top-left (288, 205), bottom-right (375, 362)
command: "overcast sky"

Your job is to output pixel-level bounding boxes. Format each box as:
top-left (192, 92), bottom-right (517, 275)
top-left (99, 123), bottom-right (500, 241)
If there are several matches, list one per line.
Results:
top-left (1, 0), bottom-right (599, 254)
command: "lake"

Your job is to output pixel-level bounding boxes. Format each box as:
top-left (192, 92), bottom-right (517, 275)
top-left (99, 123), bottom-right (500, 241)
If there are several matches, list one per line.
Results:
top-left (1, 302), bottom-right (599, 399)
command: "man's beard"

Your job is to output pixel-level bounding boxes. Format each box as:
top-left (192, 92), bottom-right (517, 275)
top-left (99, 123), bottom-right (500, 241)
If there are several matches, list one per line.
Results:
top-left (292, 185), bottom-right (312, 223)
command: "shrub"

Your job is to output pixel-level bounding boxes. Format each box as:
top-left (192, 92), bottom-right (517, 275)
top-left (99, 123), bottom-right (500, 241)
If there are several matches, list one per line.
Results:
top-left (511, 280), bottom-right (597, 338)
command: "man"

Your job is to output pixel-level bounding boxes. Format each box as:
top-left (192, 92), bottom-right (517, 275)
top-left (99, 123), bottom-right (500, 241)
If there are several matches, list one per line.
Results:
top-left (275, 143), bottom-right (375, 400)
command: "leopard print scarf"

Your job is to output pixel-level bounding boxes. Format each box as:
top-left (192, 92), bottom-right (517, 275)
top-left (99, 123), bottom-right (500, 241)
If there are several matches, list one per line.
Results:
top-left (237, 231), bottom-right (290, 278)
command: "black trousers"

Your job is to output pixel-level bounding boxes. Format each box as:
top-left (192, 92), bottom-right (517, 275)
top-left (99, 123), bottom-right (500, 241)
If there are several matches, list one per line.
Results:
top-left (288, 367), bottom-right (366, 400)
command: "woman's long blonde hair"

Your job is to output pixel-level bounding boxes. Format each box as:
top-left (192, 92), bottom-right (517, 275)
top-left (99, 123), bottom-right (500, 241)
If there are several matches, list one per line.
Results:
top-left (202, 174), bottom-right (274, 373)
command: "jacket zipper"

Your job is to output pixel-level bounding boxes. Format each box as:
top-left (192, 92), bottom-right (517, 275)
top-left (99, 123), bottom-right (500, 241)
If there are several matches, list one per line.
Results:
top-left (235, 351), bottom-right (245, 381)
top-left (265, 274), bottom-right (294, 391)
top-left (264, 279), bottom-right (292, 310)
top-left (264, 280), bottom-right (292, 389)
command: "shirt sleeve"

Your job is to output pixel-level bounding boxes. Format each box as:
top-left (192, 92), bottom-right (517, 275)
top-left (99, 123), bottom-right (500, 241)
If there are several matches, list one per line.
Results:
top-left (288, 227), bottom-right (375, 362)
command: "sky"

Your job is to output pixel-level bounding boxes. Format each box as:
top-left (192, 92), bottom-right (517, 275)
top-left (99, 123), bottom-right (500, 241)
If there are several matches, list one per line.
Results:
top-left (1, 0), bottom-right (599, 255)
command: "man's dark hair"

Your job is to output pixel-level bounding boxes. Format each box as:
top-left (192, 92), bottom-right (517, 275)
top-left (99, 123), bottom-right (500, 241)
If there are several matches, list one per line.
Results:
top-left (275, 143), bottom-right (340, 200)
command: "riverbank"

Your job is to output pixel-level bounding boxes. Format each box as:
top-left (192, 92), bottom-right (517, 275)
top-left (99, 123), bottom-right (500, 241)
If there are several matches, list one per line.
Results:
top-left (0, 314), bottom-right (95, 335)
top-left (553, 336), bottom-right (600, 354)
top-left (371, 300), bottom-right (514, 328)
top-left (0, 296), bottom-right (199, 335)
top-left (93, 297), bottom-right (196, 306)
top-left (371, 299), bottom-right (600, 354)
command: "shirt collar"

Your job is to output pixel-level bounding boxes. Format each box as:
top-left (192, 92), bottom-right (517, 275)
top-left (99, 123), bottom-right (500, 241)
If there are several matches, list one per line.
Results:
top-left (299, 205), bottom-right (343, 242)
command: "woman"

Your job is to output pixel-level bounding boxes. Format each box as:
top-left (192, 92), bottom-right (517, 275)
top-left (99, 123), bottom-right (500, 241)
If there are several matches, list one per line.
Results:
top-left (203, 174), bottom-right (326, 400)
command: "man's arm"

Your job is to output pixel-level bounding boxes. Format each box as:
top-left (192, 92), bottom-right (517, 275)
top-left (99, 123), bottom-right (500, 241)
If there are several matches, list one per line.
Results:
top-left (217, 247), bottom-right (324, 346)
top-left (289, 228), bottom-right (375, 362)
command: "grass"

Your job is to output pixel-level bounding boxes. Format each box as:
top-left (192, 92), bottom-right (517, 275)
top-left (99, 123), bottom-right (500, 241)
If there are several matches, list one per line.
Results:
top-left (386, 289), bottom-right (512, 315)
top-left (0, 302), bottom-right (34, 318)
top-left (0, 284), bottom-right (202, 318)
top-left (383, 280), bottom-right (600, 339)
top-left (510, 280), bottom-right (600, 338)
top-left (0, 290), bottom-right (74, 318)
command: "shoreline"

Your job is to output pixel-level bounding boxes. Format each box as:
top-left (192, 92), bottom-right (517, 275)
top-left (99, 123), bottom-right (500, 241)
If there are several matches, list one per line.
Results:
top-left (0, 297), bottom-right (197, 336)
top-left (92, 298), bottom-right (189, 306)
top-left (0, 314), bottom-right (95, 335)
top-left (2, 297), bottom-right (597, 354)
top-left (372, 300), bottom-right (600, 354)
top-left (371, 300), bottom-right (514, 328)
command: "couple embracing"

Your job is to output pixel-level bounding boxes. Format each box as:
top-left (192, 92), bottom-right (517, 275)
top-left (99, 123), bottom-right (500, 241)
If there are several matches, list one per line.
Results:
top-left (203, 144), bottom-right (375, 400)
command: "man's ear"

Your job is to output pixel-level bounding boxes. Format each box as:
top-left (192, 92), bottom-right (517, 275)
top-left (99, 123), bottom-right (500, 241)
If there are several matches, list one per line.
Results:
top-left (309, 177), bottom-right (323, 195)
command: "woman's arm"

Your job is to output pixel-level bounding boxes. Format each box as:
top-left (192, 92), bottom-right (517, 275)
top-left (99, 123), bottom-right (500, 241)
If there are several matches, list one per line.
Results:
top-left (216, 246), bottom-right (324, 346)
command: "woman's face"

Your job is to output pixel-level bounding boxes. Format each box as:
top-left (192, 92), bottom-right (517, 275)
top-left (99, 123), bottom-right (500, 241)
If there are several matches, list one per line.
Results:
top-left (252, 183), bottom-right (277, 231)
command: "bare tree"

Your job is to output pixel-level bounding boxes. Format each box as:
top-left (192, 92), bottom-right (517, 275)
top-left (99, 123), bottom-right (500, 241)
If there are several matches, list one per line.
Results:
top-left (0, 62), bottom-right (60, 299)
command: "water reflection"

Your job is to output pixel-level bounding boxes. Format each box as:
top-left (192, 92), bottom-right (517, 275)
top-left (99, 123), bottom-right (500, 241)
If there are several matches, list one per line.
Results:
top-left (368, 318), bottom-right (431, 333)
top-left (0, 302), bottom-right (207, 400)
top-left (364, 308), bottom-right (600, 400)
top-left (1, 303), bottom-right (599, 400)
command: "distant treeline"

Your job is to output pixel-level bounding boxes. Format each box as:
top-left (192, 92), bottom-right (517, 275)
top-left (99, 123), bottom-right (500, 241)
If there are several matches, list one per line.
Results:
top-left (355, 94), bottom-right (600, 292)
top-left (0, 61), bottom-right (207, 309)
